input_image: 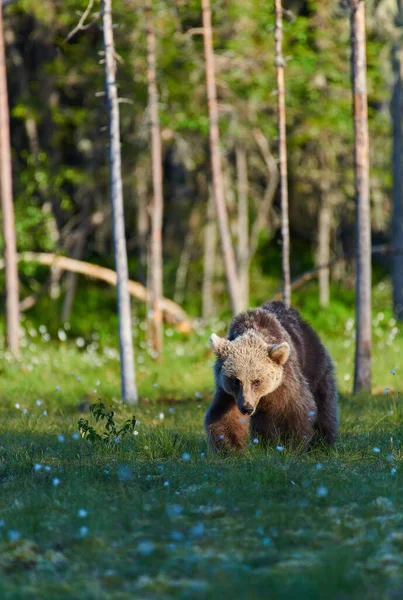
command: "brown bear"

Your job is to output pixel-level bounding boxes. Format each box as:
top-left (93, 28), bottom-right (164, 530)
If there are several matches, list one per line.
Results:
top-left (204, 301), bottom-right (338, 450)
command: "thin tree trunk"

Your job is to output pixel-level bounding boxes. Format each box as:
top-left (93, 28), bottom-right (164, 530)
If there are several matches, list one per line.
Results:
top-left (274, 0), bottom-right (291, 308)
top-left (145, 0), bottom-right (164, 358)
top-left (236, 146), bottom-right (249, 310)
top-left (102, 0), bottom-right (137, 403)
top-left (201, 0), bottom-right (241, 315)
top-left (135, 165), bottom-right (149, 286)
top-left (391, 34), bottom-right (403, 320)
top-left (61, 216), bottom-right (90, 323)
top-left (318, 192), bottom-right (331, 308)
top-left (202, 191), bottom-right (217, 321)
top-left (249, 129), bottom-right (279, 258)
top-left (350, 0), bottom-right (371, 394)
top-left (174, 202), bottom-right (201, 305)
top-left (0, 3), bottom-right (19, 356)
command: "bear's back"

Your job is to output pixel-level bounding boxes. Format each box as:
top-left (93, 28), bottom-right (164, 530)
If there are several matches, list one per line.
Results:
top-left (262, 301), bottom-right (332, 389)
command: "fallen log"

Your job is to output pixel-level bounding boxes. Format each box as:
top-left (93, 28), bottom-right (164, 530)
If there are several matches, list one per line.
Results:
top-left (0, 252), bottom-right (192, 330)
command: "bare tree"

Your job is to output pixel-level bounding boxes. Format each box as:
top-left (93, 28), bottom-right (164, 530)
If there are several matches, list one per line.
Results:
top-left (145, 0), bottom-right (164, 357)
top-left (134, 161), bottom-right (149, 285)
top-left (201, 0), bottom-right (242, 315)
top-left (102, 0), bottom-right (137, 403)
top-left (0, 2), bottom-right (19, 355)
top-left (391, 0), bottom-right (403, 320)
top-left (202, 190), bottom-right (217, 321)
top-left (236, 146), bottom-right (249, 310)
top-left (317, 189), bottom-right (331, 308)
top-left (350, 0), bottom-right (372, 394)
top-left (274, 0), bottom-right (291, 308)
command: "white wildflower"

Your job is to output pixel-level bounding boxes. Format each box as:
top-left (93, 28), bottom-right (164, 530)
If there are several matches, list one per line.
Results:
top-left (317, 486), bottom-right (328, 498)
top-left (79, 526), bottom-right (89, 538)
top-left (138, 541), bottom-right (155, 556)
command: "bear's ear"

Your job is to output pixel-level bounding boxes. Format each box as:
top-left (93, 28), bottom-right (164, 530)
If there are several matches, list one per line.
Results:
top-left (210, 333), bottom-right (230, 358)
top-left (268, 342), bottom-right (290, 365)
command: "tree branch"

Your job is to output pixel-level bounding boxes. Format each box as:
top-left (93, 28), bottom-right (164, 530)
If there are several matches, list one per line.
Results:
top-left (65, 0), bottom-right (96, 42)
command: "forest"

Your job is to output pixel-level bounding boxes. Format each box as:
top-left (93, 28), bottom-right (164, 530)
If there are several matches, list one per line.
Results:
top-left (1, 1), bottom-right (403, 599)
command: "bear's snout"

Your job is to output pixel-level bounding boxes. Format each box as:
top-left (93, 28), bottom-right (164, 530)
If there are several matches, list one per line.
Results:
top-left (240, 403), bottom-right (255, 416)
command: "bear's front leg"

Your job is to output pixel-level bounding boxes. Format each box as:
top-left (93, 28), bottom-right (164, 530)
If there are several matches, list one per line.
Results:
top-left (204, 388), bottom-right (249, 451)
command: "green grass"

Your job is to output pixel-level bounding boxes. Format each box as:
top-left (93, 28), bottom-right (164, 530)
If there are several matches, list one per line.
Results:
top-left (1, 300), bottom-right (403, 599)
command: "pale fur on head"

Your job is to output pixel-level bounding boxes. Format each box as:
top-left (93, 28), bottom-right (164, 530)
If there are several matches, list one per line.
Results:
top-left (210, 331), bottom-right (290, 416)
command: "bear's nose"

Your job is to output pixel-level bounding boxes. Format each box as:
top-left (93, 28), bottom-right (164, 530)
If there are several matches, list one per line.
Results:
top-left (241, 404), bottom-right (254, 415)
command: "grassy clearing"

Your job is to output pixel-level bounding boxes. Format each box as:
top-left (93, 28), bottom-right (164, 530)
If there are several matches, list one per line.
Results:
top-left (1, 299), bottom-right (403, 599)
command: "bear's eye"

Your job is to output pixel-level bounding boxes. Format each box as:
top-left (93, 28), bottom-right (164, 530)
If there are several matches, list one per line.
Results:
top-left (230, 376), bottom-right (241, 387)
top-left (252, 379), bottom-right (261, 388)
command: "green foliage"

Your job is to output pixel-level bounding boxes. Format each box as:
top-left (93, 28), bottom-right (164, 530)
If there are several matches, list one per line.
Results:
top-left (78, 401), bottom-right (136, 443)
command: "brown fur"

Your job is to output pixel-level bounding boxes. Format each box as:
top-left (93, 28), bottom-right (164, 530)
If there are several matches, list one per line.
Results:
top-left (205, 301), bottom-right (338, 450)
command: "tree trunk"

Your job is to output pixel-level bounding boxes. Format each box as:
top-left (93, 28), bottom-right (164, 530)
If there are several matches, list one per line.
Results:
top-left (61, 220), bottom-right (89, 323)
top-left (202, 191), bottom-right (217, 321)
top-left (135, 164), bottom-right (149, 286)
top-left (174, 202), bottom-right (200, 305)
top-left (145, 0), bottom-right (164, 358)
top-left (249, 129), bottom-right (279, 258)
top-left (350, 0), bottom-right (372, 394)
top-left (236, 146), bottom-right (249, 310)
top-left (0, 3), bottom-right (19, 356)
top-left (317, 192), bottom-right (331, 308)
top-left (102, 0), bottom-right (137, 403)
top-left (391, 38), bottom-right (403, 320)
top-left (274, 0), bottom-right (291, 309)
top-left (201, 0), bottom-right (241, 315)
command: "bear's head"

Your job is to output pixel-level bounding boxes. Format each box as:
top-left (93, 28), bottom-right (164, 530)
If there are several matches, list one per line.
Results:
top-left (210, 330), bottom-right (290, 416)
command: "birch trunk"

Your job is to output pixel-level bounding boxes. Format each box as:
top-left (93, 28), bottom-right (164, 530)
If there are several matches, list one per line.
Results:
top-left (236, 146), bottom-right (249, 310)
top-left (0, 3), bottom-right (19, 356)
top-left (201, 0), bottom-right (241, 315)
top-left (146, 0), bottom-right (164, 358)
top-left (274, 0), bottom-right (291, 308)
top-left (202, 191), bottom-right (217, 321)
top-left (318, 193), bottom-right (331, 308)
top-left (350, 0), bottom-right (372, 394)
top-left (391, 38), bottom-right (403, 320)
top-left (102, 0), bottom-right (137, 403)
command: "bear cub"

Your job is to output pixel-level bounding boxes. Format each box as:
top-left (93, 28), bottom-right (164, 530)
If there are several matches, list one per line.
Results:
top-left (205, 301), bottom-right (338, 450)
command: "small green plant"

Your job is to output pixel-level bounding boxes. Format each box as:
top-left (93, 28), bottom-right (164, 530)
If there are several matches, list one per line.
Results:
top-left (78, 401), bottom-right (136, 443)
